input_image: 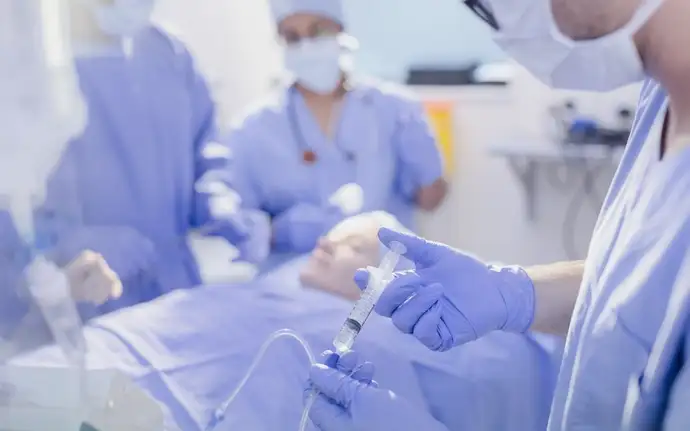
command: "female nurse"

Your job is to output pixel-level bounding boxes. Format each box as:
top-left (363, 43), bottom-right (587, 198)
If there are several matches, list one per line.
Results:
top-left (224, 0), bottom-right (448, 257)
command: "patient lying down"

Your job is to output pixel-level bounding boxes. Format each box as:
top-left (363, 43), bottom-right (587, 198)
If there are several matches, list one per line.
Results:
top-left (14, 212), bottom-right (562, 431)
top-left (299, 211), bottom-right (413, 301)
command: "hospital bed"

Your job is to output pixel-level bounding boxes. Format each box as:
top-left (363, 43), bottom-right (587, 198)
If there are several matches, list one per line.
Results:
top-left (12, 256), bottom-right (562, 431)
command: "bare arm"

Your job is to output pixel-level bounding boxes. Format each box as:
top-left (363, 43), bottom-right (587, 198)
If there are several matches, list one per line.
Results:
top-left (526, 260), bottom-right (585, 336)
top-left (416, 178), bottom-right (449, 211)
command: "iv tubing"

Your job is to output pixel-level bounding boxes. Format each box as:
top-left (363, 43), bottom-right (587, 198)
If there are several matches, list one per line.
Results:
top-left (206, 329), bottom-right (317, 431)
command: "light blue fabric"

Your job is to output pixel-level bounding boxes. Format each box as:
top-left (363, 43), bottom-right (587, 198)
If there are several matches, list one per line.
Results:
top-left (0, 211), bottom-right (31, 341)
top-left (225, 81), bottom-right (444, 257)
top-left (308, 354), bottom-right (448, 431)
top-left (13, 256), bottom-right (561, 431)
top-left (34, 27), bottom-right (249, 318)
top-left (269, 0), bottom-right (345, 25)
top-left (549, 79), bottom-right (690, 429)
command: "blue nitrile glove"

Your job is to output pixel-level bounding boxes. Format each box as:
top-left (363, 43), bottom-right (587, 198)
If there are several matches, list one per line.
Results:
top-left (272, 203), bottom-right (344, 253)
top-left (49, 226), bottom-right (156, 284)
top-left (234, 210), bottom-right (271, 264)
top-left (354, 228), bottom-right (535, 352)
top-left (306, 350), bottom-right (447, 431)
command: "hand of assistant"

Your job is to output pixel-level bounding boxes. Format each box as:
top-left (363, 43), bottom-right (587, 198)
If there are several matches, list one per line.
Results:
top-left (305, 350), bottom-right (447, 431)
top-left (272, 203), bottom-right (344, 253)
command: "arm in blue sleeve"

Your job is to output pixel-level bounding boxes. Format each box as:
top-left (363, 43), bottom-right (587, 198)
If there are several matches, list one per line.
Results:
top-left (34, 142), bottom-right (157, 285)
top-left (392, 99), bottom-right (447, 208)
top-left (185, 48), bottom-right (230, 230)
top-left (662, 319), bottom-right (690, 430)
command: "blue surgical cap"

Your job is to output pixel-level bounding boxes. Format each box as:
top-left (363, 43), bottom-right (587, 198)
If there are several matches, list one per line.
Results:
top-left (269, 0), bottom-right (345, 26)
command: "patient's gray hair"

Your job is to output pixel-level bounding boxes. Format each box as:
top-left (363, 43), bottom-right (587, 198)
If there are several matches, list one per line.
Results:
top-left (327, 211), bottom-right (415, 270)
top-left (326, 211), bottom-right (411, 240)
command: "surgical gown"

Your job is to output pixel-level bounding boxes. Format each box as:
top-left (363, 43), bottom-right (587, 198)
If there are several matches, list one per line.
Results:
top-left (224, 79), bottom-right (444, 234)
top-left (550, 79), bottom-right (690, 429)
top-left (36, 27), bottom-right (226, 316)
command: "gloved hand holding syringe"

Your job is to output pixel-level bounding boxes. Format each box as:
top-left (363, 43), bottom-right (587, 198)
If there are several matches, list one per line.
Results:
top-left (205, 240), bottom-right (406, 431)
top-left (301, 240), bottom-right (406, 429)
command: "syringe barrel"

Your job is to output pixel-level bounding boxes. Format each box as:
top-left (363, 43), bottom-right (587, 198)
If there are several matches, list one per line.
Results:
top-left (378, 241), bottom-right (406, 274)
top-left (331, 241), bottom-right (406, 354)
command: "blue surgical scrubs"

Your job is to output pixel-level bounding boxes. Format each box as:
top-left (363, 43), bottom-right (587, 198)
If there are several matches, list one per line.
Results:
top-left (224, 79), bottom-right (444, 235)
top-left (549, 79), bottom-right (690, 429)
top-left (36, 27), bottom-right (226, 316)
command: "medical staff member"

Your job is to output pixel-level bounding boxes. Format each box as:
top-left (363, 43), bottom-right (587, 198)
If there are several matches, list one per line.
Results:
top-left (305, 0), bottom-right (690, 429)
top-left (225, 0), bottom-right (447, 255)
top-left (37, 0), bottom-right (270, 317)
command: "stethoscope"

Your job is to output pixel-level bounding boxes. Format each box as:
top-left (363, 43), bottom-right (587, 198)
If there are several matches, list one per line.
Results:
top-left (286, 85), bottom-right (374, 165)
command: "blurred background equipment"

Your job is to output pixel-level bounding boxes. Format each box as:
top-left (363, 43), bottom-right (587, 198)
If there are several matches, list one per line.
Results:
top-left (548, 99), bottom-right (634, 148)
top-left (406, 62), bottom-right (514, 86)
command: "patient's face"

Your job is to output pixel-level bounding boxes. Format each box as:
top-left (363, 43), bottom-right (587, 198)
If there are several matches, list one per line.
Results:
top-left (299, 232), bottom-right (380, 300)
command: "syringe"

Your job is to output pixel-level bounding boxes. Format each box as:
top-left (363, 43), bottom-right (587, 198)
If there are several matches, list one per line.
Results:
top-left (332, 241), bottom-right (406, 354)
top-left (300, 241), bottom-right (406, 431)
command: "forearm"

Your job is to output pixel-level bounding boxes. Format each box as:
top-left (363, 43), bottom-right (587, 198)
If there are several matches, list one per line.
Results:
top-left (527, 260), bottom-right (585, 336)
top-left (416, 178), bottom-right (448, 211)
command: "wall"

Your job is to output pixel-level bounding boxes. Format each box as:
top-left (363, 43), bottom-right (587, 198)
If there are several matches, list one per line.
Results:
top-left (344, 0), bottom-right (506, 82)
top-left (414, 65), bottom-right (641, 266)
top-left (152, 0), bottom-right (283, 131)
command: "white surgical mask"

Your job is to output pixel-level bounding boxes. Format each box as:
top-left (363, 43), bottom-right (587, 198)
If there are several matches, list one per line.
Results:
top-left (284, 36), bottom-right (345, 94)
top-left (486, 0), bottom-right (665, 91)
top-left (92, 0), bottom-right (155, 37)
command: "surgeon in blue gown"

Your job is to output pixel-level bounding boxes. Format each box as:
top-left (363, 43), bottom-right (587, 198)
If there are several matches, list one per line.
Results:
top-left (305, 0), bottom-right (690, 430)
top-left (36, 0), bottom-right (269, 317)
top-left (225, 0), bottom-right (447, 261)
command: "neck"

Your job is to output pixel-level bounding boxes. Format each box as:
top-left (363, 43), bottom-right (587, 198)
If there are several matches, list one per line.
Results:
top-left (641, 1), bottom-right (690, 156)
top-left (69, 3), bottom-right (120, 53)
top-left (662, 92), bottom-right (690, 157)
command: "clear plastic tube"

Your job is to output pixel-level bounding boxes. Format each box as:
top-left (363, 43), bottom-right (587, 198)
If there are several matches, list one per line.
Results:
top-left (205, 329), bottom-right (316, 431)
top-left (25, 256), bottom-right (88, 411)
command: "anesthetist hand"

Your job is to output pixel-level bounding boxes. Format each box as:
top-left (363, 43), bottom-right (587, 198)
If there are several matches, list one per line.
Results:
top-left (64, 250), bottom-right (123, 305)
top-left (354, 228), bottom-right (535, 352)
top-left (306, 350), bottom-right (448, 431)
top-left (272, 203), bottom-right (344, 253)
top-left (233, 210), bottom-right (271, 264)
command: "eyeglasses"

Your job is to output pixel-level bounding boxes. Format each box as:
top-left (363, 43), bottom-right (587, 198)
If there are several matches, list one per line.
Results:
top-left (279, 28), bottom-right (339, 46)
top-left (461, 0), bottom-right (500, 30)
